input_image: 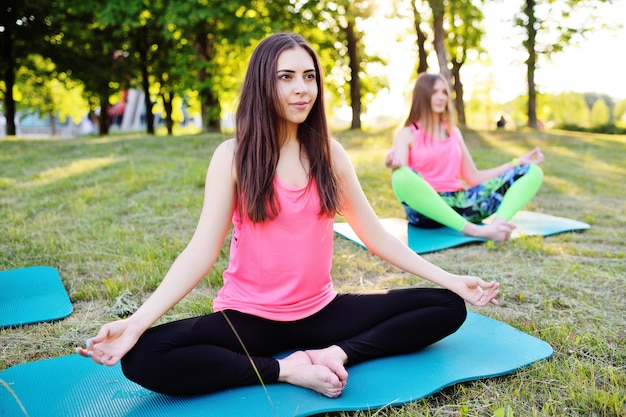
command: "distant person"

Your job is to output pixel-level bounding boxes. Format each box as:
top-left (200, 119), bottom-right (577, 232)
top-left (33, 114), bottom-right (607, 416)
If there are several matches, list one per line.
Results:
top-left (497, 115), bottom-right (507, 129)
top-left (386, 73), bottom-right (544, 242)
top-left (77, 33), bottom-right (499, 398)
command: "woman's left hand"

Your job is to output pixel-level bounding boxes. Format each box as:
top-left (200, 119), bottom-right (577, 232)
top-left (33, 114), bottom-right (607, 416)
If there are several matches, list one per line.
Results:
top-left (518, 147), bottom-right (544, 165)
top-left (455, 275), bottom-right (500, 307)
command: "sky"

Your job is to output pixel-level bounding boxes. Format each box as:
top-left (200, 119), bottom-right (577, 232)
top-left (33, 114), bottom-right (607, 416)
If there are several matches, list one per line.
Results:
top-left (362, 0), bottom-right (626, 118)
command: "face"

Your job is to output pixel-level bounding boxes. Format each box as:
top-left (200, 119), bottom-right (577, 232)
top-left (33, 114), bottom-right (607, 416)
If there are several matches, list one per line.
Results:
top-left (275, 47), bottom-right (318, 128)
top-left (430, 79), bottom-right (449, 115)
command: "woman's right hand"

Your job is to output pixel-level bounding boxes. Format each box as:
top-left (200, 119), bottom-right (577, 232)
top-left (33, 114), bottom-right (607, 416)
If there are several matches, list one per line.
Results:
top-left (75, 319), bottom-right (142, 366)
top-left (385, 148), bottom-right (402, 169)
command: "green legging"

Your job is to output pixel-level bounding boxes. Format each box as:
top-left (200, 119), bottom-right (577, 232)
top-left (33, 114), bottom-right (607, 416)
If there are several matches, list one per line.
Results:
top-left (391, 164), bottom-right (543, 231)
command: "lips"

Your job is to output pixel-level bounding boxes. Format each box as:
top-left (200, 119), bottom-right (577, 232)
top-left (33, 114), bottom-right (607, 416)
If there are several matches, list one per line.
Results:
top-left (291, 102), bottom-right (310, 110)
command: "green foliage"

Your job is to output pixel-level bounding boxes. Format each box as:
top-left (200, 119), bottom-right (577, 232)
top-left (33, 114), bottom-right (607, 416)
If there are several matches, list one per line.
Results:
top-left (558, 123), bottom-right (626, 135)
top-left (614, 99), bottom-right (626, 126)
top-left (546, 92), bottom-right (590, 126)
top-left (14, 55), bottom-right (90, 124)
top-left (590, 98), bottom-right (611, 126)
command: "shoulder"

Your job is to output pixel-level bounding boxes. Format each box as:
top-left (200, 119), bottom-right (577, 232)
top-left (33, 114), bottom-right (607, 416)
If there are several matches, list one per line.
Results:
top-left (208, 138), bottom-right (237, 179)
top-left (212, 138), bottom-right (237, 162)
top-left (330, 138), bottom-right (348, 161)
top-left (330, 139), bottom-right (354, 174)
top-left (217, 138), bottom-right (237, 154)
top-left (394, 126), bottom-right (414, 146)
top-left (450, 126), bottom-right (465, 143)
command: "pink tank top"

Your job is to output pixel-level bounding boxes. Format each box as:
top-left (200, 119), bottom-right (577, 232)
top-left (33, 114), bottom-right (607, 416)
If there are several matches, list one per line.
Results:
top-left (407, 122), bottom-right (464, 192)
top-left (213, 177), bottom-right (337, 321)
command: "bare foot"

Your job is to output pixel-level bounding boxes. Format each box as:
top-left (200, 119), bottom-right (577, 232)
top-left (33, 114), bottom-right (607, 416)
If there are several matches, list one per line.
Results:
top-left (305, 345), bottom-right (349, 387)
top-left (277, 351), bottom-right (345, 398)
top-left (463, 217), bottom-right (516, 241)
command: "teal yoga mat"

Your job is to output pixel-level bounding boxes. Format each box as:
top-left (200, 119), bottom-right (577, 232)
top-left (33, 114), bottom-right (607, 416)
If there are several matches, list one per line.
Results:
top-left (0, 311), bottom-right (552, 417)
top-left (0, 266), bottom-right (73, 328)
top-left (334, 211), bottom-right (590, 254)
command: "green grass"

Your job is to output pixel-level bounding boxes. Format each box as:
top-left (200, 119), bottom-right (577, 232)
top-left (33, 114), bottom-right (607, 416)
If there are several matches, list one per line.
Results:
top-left (1, 128), bottom-right (625, 416)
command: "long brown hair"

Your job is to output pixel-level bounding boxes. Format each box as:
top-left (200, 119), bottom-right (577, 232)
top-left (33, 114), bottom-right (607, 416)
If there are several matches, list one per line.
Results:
top-left (234, 32), bottom-right (341, 223)
top-left (404, 73), bottom-right (456, 137)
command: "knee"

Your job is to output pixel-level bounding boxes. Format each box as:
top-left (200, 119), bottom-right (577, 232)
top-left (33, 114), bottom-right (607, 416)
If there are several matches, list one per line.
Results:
top-left (391, 167), bottom-right (424, 198)
top-left (120, 342), bottom-right (163, 392)
top-left (446, 291), bottom-right (468, 329)
top-left (528, 163), bottom-right (544, 181)
top-left (120, 348), bottom-right (145, 386)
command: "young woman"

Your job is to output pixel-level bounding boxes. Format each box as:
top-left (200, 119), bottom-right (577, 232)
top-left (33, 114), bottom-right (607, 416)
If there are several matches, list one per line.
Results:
top-left (77, 33), bottom-right (499, 398)
top-left (386, 73), bottom-right (544, 242)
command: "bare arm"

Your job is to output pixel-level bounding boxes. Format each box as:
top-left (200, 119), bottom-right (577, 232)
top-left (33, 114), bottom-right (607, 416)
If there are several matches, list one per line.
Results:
top-left (458, 128), bottom-right (544, 186)
top-left (78, 139), bottom-right (237, 365)
top-left (385, 127), bottom-right (413, 169)
top-left (333, 140), bottom-right (499, 306)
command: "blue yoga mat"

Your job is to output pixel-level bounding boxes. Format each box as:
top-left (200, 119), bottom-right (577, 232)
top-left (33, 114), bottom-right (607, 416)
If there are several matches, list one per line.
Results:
top-left (334, 211), bottom-right (590, 254)
top-left (0, 311), bottom-right (552, 417)
top-left (0, 266), bottom-right (73, 328)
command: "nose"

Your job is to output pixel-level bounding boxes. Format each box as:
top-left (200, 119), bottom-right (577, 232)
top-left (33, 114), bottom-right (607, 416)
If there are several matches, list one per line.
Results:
top-left (295, 77), bottom-right (308, 95)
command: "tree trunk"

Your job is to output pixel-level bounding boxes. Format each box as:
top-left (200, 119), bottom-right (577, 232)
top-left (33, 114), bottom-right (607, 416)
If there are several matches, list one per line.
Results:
top-left (524, 0), bottom-right (538, 129)
top-left (98, 92), bottom-right (110, 136)
top-left (195, 24), bottom-right (221, 132)
top-left (411, 0), bottom-right (428, 74)
top-left (139, 27), bottom-right (154, 135)
top-left (49, 112), bottom-right (57, 137)
top-left (1, 29), bottom-right (17, 136)
top-left (346, 19), bottom-right (361, 130)
top-left (451, 61), bottom-right (466, 126)
top-left (162, 92), bottom-right (174, 135)
top-left (141, 63), bottom-right (154, 135)
top-left (429, 0), bottom-right (452, 87)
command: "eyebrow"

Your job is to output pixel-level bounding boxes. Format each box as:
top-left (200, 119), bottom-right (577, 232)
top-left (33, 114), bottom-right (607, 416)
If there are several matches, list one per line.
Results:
top-left (276, 68), bottom-right (316, 74)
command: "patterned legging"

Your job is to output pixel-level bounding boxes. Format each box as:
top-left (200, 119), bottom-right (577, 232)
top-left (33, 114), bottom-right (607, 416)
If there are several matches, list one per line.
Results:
top-left (403, 164), bottom-right (532, 228)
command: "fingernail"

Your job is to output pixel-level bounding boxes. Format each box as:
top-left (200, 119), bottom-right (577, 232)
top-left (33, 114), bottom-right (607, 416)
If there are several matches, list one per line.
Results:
top-left (87, 352), bottom-right (92, 358)
top-left (86, 339), bottom-right (92, 347)
top-left (100, 359), bottom-right (105, 365)
top-left (75, 347), bottom-right (80, 354)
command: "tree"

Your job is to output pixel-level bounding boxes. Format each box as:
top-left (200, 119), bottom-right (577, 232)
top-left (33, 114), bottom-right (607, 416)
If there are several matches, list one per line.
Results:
top-left (614, 99), bottom-right (626, 126)
top-left (164, 1), bottom-right (275, 132)
top-left (548, 92), bottom-right (589, 126)
top-left (14, 55), bottom-right (89, 136)
top-left (0, 0), bottom-right (62, 136)
top-left (447, 0), bottom-right (484, 125)
top-left (403, 0), bottom-right (484, 125)
top-left (410, 0), bottom-right (430, 74)
top-left (516, 0), bottom-right (614, 129)
top-left (304, 0), bottom-right (385, 130)
top-left (99, 0), bottom-right (173, 135)
top-left (427, 0), bottom-right (452, 87)
top-left (52, 0), bottom-right (130, 136)
top-left (590, 98), bottom-right (610, 126)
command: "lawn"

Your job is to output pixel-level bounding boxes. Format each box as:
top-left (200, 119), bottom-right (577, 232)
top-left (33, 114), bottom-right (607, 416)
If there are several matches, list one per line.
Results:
top-left (0, 128), bottom-right (624, 416)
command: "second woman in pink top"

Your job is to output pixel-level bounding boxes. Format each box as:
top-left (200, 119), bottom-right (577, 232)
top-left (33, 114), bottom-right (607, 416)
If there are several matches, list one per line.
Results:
top-left (77, 33), bottom-right (500, 398)
top-left (387, 73), bottom-right (544, 242)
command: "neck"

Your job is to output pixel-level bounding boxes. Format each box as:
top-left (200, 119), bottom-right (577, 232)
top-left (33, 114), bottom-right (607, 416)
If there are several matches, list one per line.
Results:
top-left (280, 123), bottom-right (299, 147)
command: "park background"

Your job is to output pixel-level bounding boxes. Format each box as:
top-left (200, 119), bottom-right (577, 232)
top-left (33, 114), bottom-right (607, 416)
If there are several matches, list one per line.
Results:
top-left (1, 0), bottom-right (625, 137)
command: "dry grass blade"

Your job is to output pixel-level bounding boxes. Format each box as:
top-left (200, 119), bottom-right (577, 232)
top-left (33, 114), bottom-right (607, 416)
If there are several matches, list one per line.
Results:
top-left (220, 311), bottom-right (279, 417)
top-left (0, 379), bottom-right (29, 417)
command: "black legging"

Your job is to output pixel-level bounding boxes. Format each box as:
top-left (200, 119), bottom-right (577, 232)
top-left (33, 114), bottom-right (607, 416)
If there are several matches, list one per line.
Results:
top-left (121, 287), bottom-right (466, 395)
